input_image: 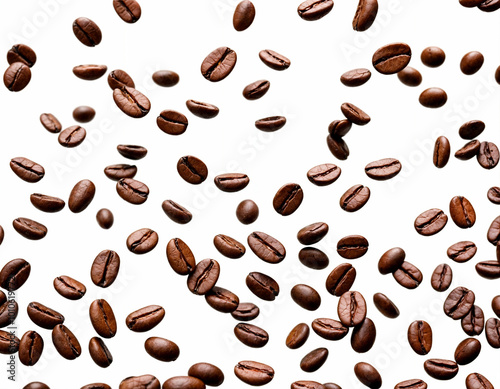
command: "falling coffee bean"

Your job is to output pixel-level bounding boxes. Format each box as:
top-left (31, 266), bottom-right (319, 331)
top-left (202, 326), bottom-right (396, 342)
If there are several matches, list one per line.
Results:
top-left (166, 238), bottom-right (196, 275)
top-left (52, 324), bottom-right (81, 360)
top-left (291, 284), bottom-right (321, 311)
top-left (30, 193), bottom-right (65, 213)
top-left (54, 276), bottom-right (86, 300)
top-left (447, 241), bottom-right (477, 263)
top-left (39, 113), bottom-right (62, 133)
top-left (297, 0), bottom-right (334, 21)
top-left (414, 208), bottom-right (448, 236)
top-left (19, 330), bottom-right (43, 366)
top-left (73, 64), bottom-right (107, 80)
top-left (299, 248), bottom-right (329, 270)
top-left (246, 272), bottom-right (279, 301)
top-left (340, 184), bottom-right (370, 212)
top-left (157, 110), bottom-right (188, 135)
top-left (354, 362), bottom-right (382, 389)
top-left (188, 363), bottom-right (225, 386)
top-left (205, 287), bottom-right (239, 313)
top-left (117, 144), bottom-right (147, 160)
top-left (72, 106), bottom-right (95, 123)
top-left (13, 217), bottom-right (47, 240)
top-left (259, 49), bottom-right (291, 71)
top-left (214, 173), bottom-right (249, 192)
top-left (113, 0), bottom-right (141, 23)
top-left (365, 158), bottom-right (401, 180)
top-left (327, 135), bottom-right (350, 160)
top-left (126, 228), bottom-right (158, 254)
top-left (68, 179), bottom-right (95, 213)
top-left (286, 323), bottom-right (310, 349)
top-left (247, 231), bottom-right (285, 263)
top-left (231, 302), bottom-right (260, 322)
top-left (430, 264), bottom-right (453, 292)
top-left (420, 88), bottom-right (448, 108)
top-left (297, 222), bottom-right (329, 245)
top-left (72, 17), bottom-right (102, 46)
top-left (91, 250), bottom-right (120, 288)
top-left (113, 86), bottom-right (151, 118)
top-left (477, 141), bottom-right (499, 169)
top-left (234, 323), bottom-right (269, 348)
top-left (449, 196), bottom-right (476, 228)
top-left (242, 80), bottom-right (270, 100)
top-left (234, 361), bottom-right (274, 386)
top-left (186, 100), bottom-right (219, 119)
top-left (144, 337), bottom-right (179, 362)
top-left (0, 258), bottom-right (31, 291)
top-left (423, 359), bottom-right (458, 380)
top-left (393, 262), bottom-right (423, 289)
top-left (461, 305), bottom-right (485, 336)
top-left (233, 1), bottom-right (256, 31)
top-left (255, 116), bottom-right (287, 132)
top-left (485, 317), bottom-right (500, 348)
top-left (336, 235), bottom-right (369, 259)
top-left (177, 156), bottom-right (208, 184)
top-left (187, 259), bottom-right (220, 295)
top-left (311, 318), bottom-right (349, 341)
top-left (475, 261), bottom-right (500, 279)
top-left (465, 373), bottom-right (494, 389)
top-left (116, 178), bottom-right (149, 204)
top-left (326, 263), bottom-right (356, 296)
top-left (307, 163), bottom-right (341, 186)
top-left (407, 320), bottom-right (432, 355)
top-left (10, 157), bottom-right (45, 183)
top-left (341, 102), bottom-right (371, 125)
top-left (421, 46), bottom-right (446, 67)
top-left (214, 234), bottom-right (246, 259)
top-left (397, 67), bottom-right (422, 87)
top-left (7, 44), bottom-right (36, 67)
top-left (378, 247), bottom-right (405, 274)
top-left (300, 347), bottom-right (328, 372)
top-left (58, 125), bottom-right (86, 148)
top-left (459, 120), bottom-right (485, 140)
top-left (4, 62), bottom-right (31, 91)
top-left (96, 209), bottom-right (114, 229)
top-left (236, 200), bottom-right (259, 224)
top-left (372, 293), bottom-right (400, 318)
top-left (126, 305), bottom-right (165, 332)
top-left (352, 0), bottom-right (378, 31)
top-left (372, 42), bottom-right (411, 74)
top-left (201, 47), bottom-right (237, 82)
top-left (152, 70), bottom-right (179, 87)
top-left (328, 119), bottom-right (352, 137)
top-left (456, 140), bottom-right (481, 160)
top-left (454, 338), bottom-right (481, 365)
top-left (162, 200), bottom-right (192, 224)
top-left (273, 183), bottom-right (303, 216)
top-left (108, 69), bottom-right (135, 90)
top-left (338, 291), bottom-right (366, 327)
top-left (460, 51), bottom-right (484, 75)
top-left (487, 187), bottom-right (500, 204)
top-left (444, 286), bottom-right (475, 319)
top-left (89, 337), bottom-right (113, 368)
top-left (351, 318), bottom-right (376, 353)
top-left (340, 68), bottom-right (372, 87)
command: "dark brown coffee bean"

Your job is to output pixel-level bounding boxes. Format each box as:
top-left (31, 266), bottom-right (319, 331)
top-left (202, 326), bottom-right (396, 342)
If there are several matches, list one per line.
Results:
top-left (420, 88), bottom-right (448, 108)
top-left (0, 329), bottom-right (19, 354)
top-left (340, 68), bottom-right (372, 87)
top-left (58, 125), bottom-right (86, 147)
top-left (479, 0), bottom-right (500, 11)
top-left (444, 286), bottom-right (475, 319)
top-left (0, 258), bottom-right (30, 291)
top-left (372, 43), bottom-right (411, 74)
top-left (353, 0), bottom-right (378, 30)
top-left (243, 80), bottom-right (270, 100)
top-left (408, 320), bottom-right (432, 355)
top-left (486, 317), bottom-right (500, 348)
top-left (91, 250), bottom-right (120, 288)
top-left (351, 318), bottom-right (376, 353)
top-left (73, 106), bottom-right (95, 123)
top-left (23, 382), bottom-right (50, 389)
top-left (292, 381), bottom-right (325, 389)
top-left (462, 305), bottom-right (485, 336)
top-left (340, 184), bottom-right (370, 212)
top-left (96, 209), bottom-right (113, 229)
top-left (365, 158), bottom-right (401, 180)
top-left (493, 296), bottom-right (500, 317)
top-left (326, 263), bottom-right (356, 296)
top-left (214, 234), bottom-right (246, 259)
top-left (397, 67), bottom-right (422, 86)
top-left (30, 193), bottom-right (65, 213)
top-left (152, 70), bottom-right (179, 87)
top-left (144, 337), bottom-right (179, 362)
top-left (89, 299), bottom-right (117, 338)
top-left (456, 140), bottom-right (481, 160)
top-left (273, 183), bottom-right (303, 216)
top-left (488, 187), bottom-right (500, 204)
top-left (52, 324), bottom-right (81, 360)
top-left (205, 287), bottom-right (239, 313)
top-left (297, 222), bottom-right (329, 245)
top-left (341, 102), bottom-right (371, 125)
top-left (163, 376), bottom-right (206, 389)
top-left (186, 100), bottom-right (219, 119)
top-left (89, 337), bottom-right (113, 368)
top-left (10, 157), bottom-right (44, 183)
top-left (312, 318), bottom-right (349, 341)
top-left (214, 173), bottom-right (249, 192)
top-left (0, 226), bottom-right (3, 246)
top-left (246, 272), bottom-right (279, 301)
top-left (117, 144), bottom-right (147, 160)
top-left (27, 302), bottom-right (64, 329)
top-left (421, 46), bottom-right (446, 67)
top-left (13, 217), bottom-right (47, 240)
top-left (414, 208), bottom-right (448, 236)
top-left (120, 375), bottom-right (160, 389)
top-left (248, 231), bottom-right (285, 263)
top-left (177, 156), bottom-right (208, 185)
top-left (113, 0), bottom-right (141, 23)
top-left (127, 228), bottom-right (158, 254)
top-left (234, 323), bottom-right (269, 348)
top-left (477, 141), bottom-right (500, 169)
top-left (236, 199), bottom-right (259, 225)
top-left (300, 347), bottom-right (328, 372)
top-left (394, 379), bottom-right (427, 389)
top-left (113, 86), bottom-right (151, 118)
top-left (259, 49), bottom-right (290, 70)
top-left (108, 69), bottom-right (135, 90)
top-left (329, 119), bottom-right (352, 137)
top-left (188, 363), bottom-right (224, 386)
top-left (255, 116), bottom-right (286, 132)
top-left (459, 120), bottom-right (485, 140)
top-left (378, 247), bottom-right (405, 274)
top-left (327, 135), bottom-right (350, 160)
top-left (4, 62), bottom-right (31, 91)
top-left (431, 264), bottom-right (452, 292)
top-left (162, 200), bottom-right (192, 224)
top-left (461, 51), bottom-right (484, 75)
top-left (459, 0), bottom-right (483, 7)
top-left (7, 44), bottom-right (36, 67)
top-left (447, 241), bottom-right (477, 262)
top-left (187, 259), bottom-right (220, 295)
top-left (157, 110), bottom-right (188, 135)
top-left (68, 179), bottom-right (96, 213)
top-left (373, 293), bottom-right (399, 318)
top-left (231, 302), bottom-right (260, 321)
top-left (201, 47), bottom-right (237, 82)
top-left (297, 0), bottom-right (334, 21)
top-left (476, 261), bottom-right (500, 279)
top-left (233, 0), bottom-right (255, 31)
top-left (73, 17), bottom-right (101, 46)
top-left (19, 330), bottom-right (43, 366)
top-left (73, 64), bottom-right (107, 80)
top-left (0, 290), bottom-right (18, 327)
top-left (423, 359), bottom-right (458, 380)
top-left (54, 276), bottom-right (86, 300)
top-left (338, 291), bottom-right (366, 327)
top-left (449, 196), bottom-right (476, 229)
top-left (354, 362), bottom-right (382, 389)
top-left (454, 338), bottom-right (481, 365)
top-left (286, 323), bottom-right (310, 349)
top-left (166, 238), bottom-right (195, 275)
top-left (496, 65), bottom-right (500, 83)
top-left (116, 178), bottom-right (149, 204)
top-left (466, 373), bottom-right (494, 389)
top-left (234, 361), bottom-right (274, 386)
top-left (337, 235), bottom-right (369, 259)
top-left (299, 248), bottom-right (329, 270)
top-left (487, 215), bottom-right (500, 245)
top-left (291, 284), bottom-right (321, 311)
top-left (126, 305), bottom-right (165, 332)
top-left (393, 262), bottom-right (423, 289)
top-left (40, 113), bottom-right (62, 133)
top-left (323, 383), bottom-right (342, 389)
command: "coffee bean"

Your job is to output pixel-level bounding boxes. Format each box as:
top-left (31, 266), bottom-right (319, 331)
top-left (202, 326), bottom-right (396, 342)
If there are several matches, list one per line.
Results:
top-left (326, 263), bottom-right (356, 296)
top-left (116, 178), bottom-right (149, 204)
top-left (408, 320), bottom-right (432, 355)
top-left (394, 379), bottom-right (427, 389)
top-left (113, 0), bottom-right (141, 23)
top-left (19, 331), bottom-right (43, 366)
top-left (248, 231), bottom-right (285, 263)
top-left (340, 184), bottom-right (370, 212)
top-left (163, 377), bottom-right (205, 389)
top-left (456, 140), bottom-right (481, 160)
top-left (459, 0), bottom-right (484, 6)
top-left (89, 337), bottom-right (113, 368)
top-left (40, 113), bottom-right (62, 133)
top-left (127, 228), bottom-right (158, 254)
top-left (7, 44), bottom-right (36, 67)
top-left (286, 323), bottom-right (310, 349)
top-left (117, 144), bottom-right (147, 160)
top-left (353, 0), bottom-right (378, 30)
top-left (311, 318), bottom-right (349, 341)
top-left (461, 305), bottom-right (485, 336)
top-left (214, 234), bottom-right (246, 259)
top-left (338, 291), bottom-right (366, 327)
top-left (3, 62), bottom-right (31, 91)
top-left (372, 43), bottom-right (411, 74)
top-left (496, 65), bottom-right (500, 83)
top-left (58, 125), bottom-right (86, 147)
top-left (10, 157), bottom-right (44, 183)
top-left (157, 110), bottom-right (188, 135)
top-left (454, 338), bottom-right (481, 365)
top-left (378, 247), bottom-right (405, 274)
top-left (113, 86), bottom-right (151, 118)
top-left (488, 187), bottom-right (500, 204)
top-left (397, 67), bottom-right (422, 86)
top-left (0, 226), bottom-right (4, 246)
top-left (120, 375), bottom-right (160, 389)
top-left (259, 49), bottom-right (290, 70)
top-left (460, 51), bottom-right (484, 75)
top-left (466, 373), bottom-right (494, 389)
top-left (231, 302), bottom-right (260, 321)
top-left (187, 259), bottom-right (220, 295)
top-left (431, 263), bottom-right (452, 292)
top-left (166, 238), bottom-right (195, 275)
top-left (89, 299), bottom-right (117, 338)
top-left (23, 383), bottom-right (50, 389)
top-left (444, 286), bottom-right (475, 319)
top-left (340, 68), bottom-right (372, 86)
top-left (126, 305), bottom-right (165, 332)
top-left (72, 106), bottom-right (95, 123)
top-left (96, 209), bottom-right (114, 229)
top-left (414, 208), bottom-right (448, 236)
top-left (449, 196), bottom-right (476, 228)
top-left (236, 200), bottom-right (259, 224)
top-left (234, 361), bottom-right (274, 386)
top-left (485, 317), bottom-right (500, 348)
top-left (0, 290), bottom-right (18, 327)
top-left (152, 70), bottom-right (179, 87)
top-left (27, 302), bottom-right (64, 329)
top-left (476, 261), bottom-right (500, 279)
top-left (323, 383), bottom-right (342, 389)
top-left (351, 318), bottom-right (376, 353)
top-left (273, 183), bottom-right (303, 216)
top-left (447, 241), bottom-right (477, 262)
top-left (73, 17), bottom-right (101, 46)
top-left (30, 193), bottom-right (65, 212)
top-left (487, 215), bottom-right (500, 245)
top-left (68, 179), bottom-right (95, 213)
top-left (162, 200), bottom-right (192, 224)
top-left (186, 100), bottom-right (219, 119)
top-left (297, 0), bottom-right (334, 21)
top-left (0, 258), bottom-right (31, 291)
top-left (299, 248), bottom-right (329, 270)
top-left (13, 217), bottom-right (47, 240)
top-left (492, 296), bottom-right (500, 317)
top-left (300, 347), bottom-right (328, 372)
top-left (477, 141), bottom-right (499, 169)
top-left (234, 323), bottom-right (269, 348)
top-left (372, 293), bottom-right (399, 318)
top-left (459, 120), bottom-right (485, 140)
top-left (177, 155), bottom-right (208, 184)
top-left (291, 284), bottom-right (321, 311)
top-left (421, 46), bottom-right (446, 67)
top-left (393, 262), bottom-right (423, 289)
top-left (233, 1), bottom-right (255, 31)
top-left (52, 324), bottom-right (81, 360)
top-left (337, 235), bottom-right (369, 259)
top-left (54, 276), bottom-right (86, 300)
top-left (144, 337), bottom-right (179, 362)
top-left (188, 363), bottom-right (224, 386)
top-left (328, 119), bottom-right (352, 137)
top-left (292, 381), bottom-right (325, 389)
top-left (327, 135), bottom-right (350, 160)
top-left (108, 69), bottom-right (135, 90)
top-left (423, 359), bottom-right (458, 380)
top-left (91, 250), bottom-right (120, 288)
top-left (246, 272), bottom-right (279, 301)
top-left (297, 222), bottom-right (329, 245)
top-left (0, 329), bottom-right (19, 354)
top-left (255, 116), bottom-right (286, 132)
top-left (205, 287), bottom-right (239, 313)
top-left (243, 80), bottom-right (270, 100)
top-left (480, 0), bottom-right (500, 11)
top-left (341, 102), bottom-right (371, 125)
top-left (421, 88), bottom-right (448, 109)
top-left (73, 64), bottom-right (107, 80)
top-left (365, 158), bottom-right (401, 180)
top-left (354, 362), bottom-right (382, 389)
top-left (307, 164), bottom-right (341, 187)
top-left (201, 47), bottom-right (237, 82)
top-left (214, 173), bottom-right (249, 192)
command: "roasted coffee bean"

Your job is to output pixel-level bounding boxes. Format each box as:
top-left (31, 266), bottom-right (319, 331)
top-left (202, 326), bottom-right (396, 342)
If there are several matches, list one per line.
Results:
top-left (30, 193), bottom-right (65, 213)
top-left (113, 86), bottom-right (151, 118)
top-left (89, 299), bottom-right (117, 338)
top-left (477, 141), bottom-right (500, 169)
top-left (201, 47), bottom-right (237, 82)
top-left (96, 209), bottom-right (114, 229)
top-left (456, 140), bottom-right (481, 160)
top-left (488, 187), bottom-right (500, 204)
top-left (72, 17), bottom-right (101, 46)
top-left (243, 80), bottom-right (270, 100)
top-left (365, 158), bottom-right (401, 180)
top-left (91, 250), bottom-right (120, 288)
top-left (0, 329), bottom-right (19, 354)
top-left (372, 43), bottom-right (411, 74)
top-left (113, 0), bottom-right (141, 23)
top-left (459, 120), bottom-right (485, 140)
top-left (485, 318), bottom-right (500, 348)
top-left (233, 0), bottom-right (256, 31)
top-left (300, 347), bottom-right (328, 372)
top-left (52, 324), bottom-right (81, 360)
top-left (459, 0), bottom-right (483, 8)
top-left (479, 0), bottom-right (500, 11)
top-left (73, 64), bottom-right (107, 80)
top-left (54, 276), bottom-right (86, 300)
top-left (23, 383), bottom-right (50, 389)
top-left (273, 183), bottom-right (303, 216)
top-left (0, 258), bottom-right (31, 291)
top-left (144, 337), bottom-right (179, 362)
top-left (327, 135), bottom-right (350, 160)
top-left (423, 359), bottom-right (458, 380)
top-left (397, 67), bottom-right (422, 86)
top-left (255, 116), bottom-right (286, 132)
top-left (378, 247), bottom-right (405, 274)
top-left (291, 284), bottom-right (321, 311)
top-left (455, 338), bottom-right (481, 365)
top-left (126, 228), bottom-right (158, 254)
top-left (353, 0), bottom-right (378, 30)
top-left (116, 178), bottom-right (149, 204)
top-left (126, 305), bottom-right (165, 332)
top-left (27, 302), bottom-right (64, 329)
top-left (496, 65), bottom-right (500, 83)
top-left (340, 68), bottom-right (372, 86)
top-left (354, 362), bottom-right (382, 389)
top-left (408, 320), bottom-right (432, 355)
top-left (89, 337), bottom-right (113, 368)
top-left (394, 379), bottom-right (427, 389)
top-left (68, 179), bottom-right (96, 213)
top-left (421, 46), bottom-right (446, 67)
top-left (120, 375), bottom-right (160, 389)
top-left (177, 156), bottom-right (208, 184)
top-left (117, 144), bottom-right (147, 160)
top-left (7, 44), bottom-right (36, 67)
top-left (493, 296), bottom-right (500, 317)
top-left (297, 0), bottom-right (334, 21)
top-left (372, 293), bottom-right (399, 318)
top-left (187, 259), bottom-right (220, 295)
top-left (108, 69), bottom-right (135, 90)
top-left (164, 377), bottom-right (206, 389)
top-left (447, 241), bottom-right (477, 263)
top-left (312, 318), bottom-right (349, 340)
top-left (340, 184), bottom-right (370, 212)
top-left (162, 200), bottom-right (192, 224)
top-left (152, 70), bottom-right (179, 87)
top-left (0, 226), bottom-right (3, 246)
top-left (205, 287), bottom-right (239, 313)
top-left (444, 287), bottom-right (475, 319)
top-left (259, 49), bottom-right (290, 70)
top-left (214, 234), bottom-right (246, 259)
top-left (13, 217), bottom-right (47, 240)
top-left (337, 235), bottom-right (369, 259)
top-left (246, 272), bottom-right (279, 301)
top-left (81, 382), bottom-right (111, 388)
top-left (420, 88), bottom-right (448, 108)
top-left (323, 383), bottom-right (341, 389)
top-left (460, 51), bottom-right (484, 75)
top-left (393, 262), bottom-right (423, 289)
top-left (461, 305), bottom-right (485, 336)
top-left (286, 323), bottom-right (310, 349)
top-left (0, 290), bottom-right (18, 327)
top-left (234, 361), bottom-right (274, 386)
top-left (231, 302), bottom-right (260, 322)
top-left (236, 200), bottom-right (259, 224)
top-left (157, 110), bottom-right (188, 135)
top-left (58, 125), bottom-right (86, 147)
top-left (466, 373), bottom-right (494, 389)
top-left (449, 196), bottom-right (476, 228)
top-left (40, 113), bottom-right (62, 133)
top-left (326, 263), bottom-right (356, 296)
top-left (10, 157), bottom-right (44, 183)
top-left (299, 248), bottom-right (329, 270)
top-left (188, 363), bottom-right (225, 386)
top-left (414, 208), bottom-right (448, 236)
top-left (19, 330), bottom-right (43, 366)
top-left (248, 231), bottom-right (285, 263)
top-left (234, 323), bottom-right (269, 348)
top-left (431, 264), bottom-right (452, 292)
top-left (341, 102), bottom-right (371, 125)
top-left (476, 261), bottom-right (500, 279)
top-left (297, 222), bottom-right (329, 245)
top-left (328, 119), bottom-right (352, 137)
top-left (214, 173), bottom-right (249, 192)
top-left (4, 62), bottom-right (31, 91)
top-left (338, 291), bottom-right (366, 327)
top-left (186, 100), bottom-right (219, 119)
top-left (292, 381), bottom-right (325, 389)
top-left (166, 238), bottom-right (195, 275)
top-left (487, 215), bottom-right (500, 245)
top-left (73, 106), bottom-right (95, 123)
top-left (351, 318), bottom-right (376, 353)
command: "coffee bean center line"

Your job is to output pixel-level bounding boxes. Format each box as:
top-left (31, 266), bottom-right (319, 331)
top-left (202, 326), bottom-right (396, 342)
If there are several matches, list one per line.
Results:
top-left (97, 251), bottom-right (115, 286)
top-left (219, 235), bottom-right (244, 253)
top-left (131, 230), bottom-right (154, 250)
top-left (249, 274), bottom-right (277, 293)
top-left (250, 233), bottom-right (283, 258)
top-left (127, 308), bottom-right (163, 328)
top-left (203, 48), bottom-right (233, 79)
top-left (342, 186), bottom-right (364, 207)
top-left (73, 22), bottom-right (96, 46)
top-left (60, 326), bottom-right (80, 356)
top-left (121, 88), bottom-right (148, 113)
top-left (11, 161), bottom-right (43, 177)
top-left (28, 332), bottom-right (36, 365)
top-left (365, 160), bottom-right (400, 171)
top-left (237, 325), bottom-right (267, 338)
top-left (174, 239), bottom-right (192, 271)
top-left (12, 46), bottom-right (34, 66)
top-left (6, 262), bottom-right (30, 288)
top-left (117, 0), bottom-right (138, 22)
top-left (299, 0), bottom-right (328, 14)
top-left (416, 210), bottom-right (444, 229)
top-left (236, 363), bottom-right (273, 376)
top-left (98, 300), bottom-right (115, 336)
top-left (181, 157), bottom-right (203, 178)
top-left (194, 261), bottom-right (215, 292)
top-left (56, 277), bottom-right (84, 296)
top-left (373, 54), bottom-right (410, 66)
top-left (277, 186), bottom-right (300, 213)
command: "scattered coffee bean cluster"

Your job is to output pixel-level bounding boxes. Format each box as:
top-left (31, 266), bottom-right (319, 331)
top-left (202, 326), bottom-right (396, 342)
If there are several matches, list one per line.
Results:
top-left (2, 0), bottom-right (500, 389)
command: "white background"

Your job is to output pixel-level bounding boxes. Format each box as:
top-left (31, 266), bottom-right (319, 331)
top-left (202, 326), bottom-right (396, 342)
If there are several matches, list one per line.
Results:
top-left (1, 0), bottom-right (500, 388)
